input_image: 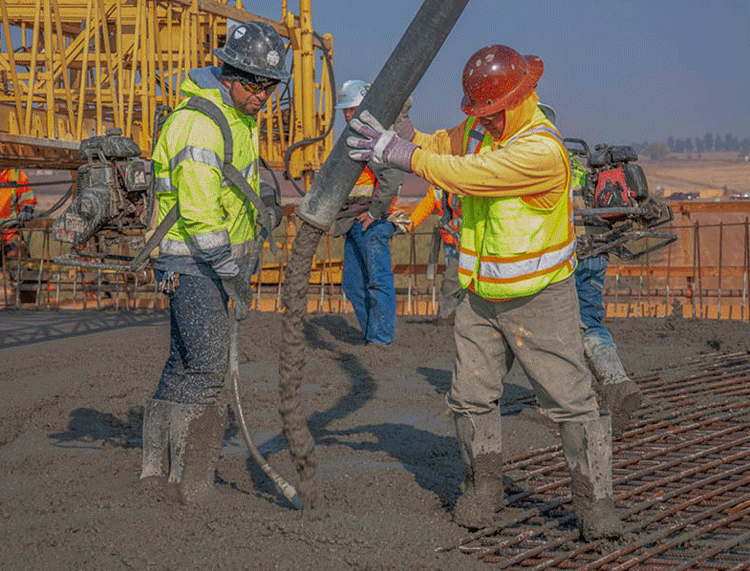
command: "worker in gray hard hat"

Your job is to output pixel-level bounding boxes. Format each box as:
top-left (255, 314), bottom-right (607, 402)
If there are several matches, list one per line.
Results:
top-left (140, 21), bottom-right (288, 504)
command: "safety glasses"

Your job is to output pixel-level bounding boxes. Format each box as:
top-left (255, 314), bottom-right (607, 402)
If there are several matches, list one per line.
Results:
top-left (237, 77), bottom-right (279, 94)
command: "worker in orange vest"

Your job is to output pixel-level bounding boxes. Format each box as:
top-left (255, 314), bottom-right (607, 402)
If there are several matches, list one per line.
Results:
top-left (408, 183), bottom-right (463, 321)
top-left (0, 168), bottom-right (36, 262)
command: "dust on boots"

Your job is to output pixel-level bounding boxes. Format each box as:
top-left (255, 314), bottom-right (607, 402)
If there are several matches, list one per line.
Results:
top-left (140, 398), bottom-right (226, 504)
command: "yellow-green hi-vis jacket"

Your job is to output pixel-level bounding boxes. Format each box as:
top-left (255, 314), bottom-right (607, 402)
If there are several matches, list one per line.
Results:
top-left (152, 67), bottom-right (258, 280)
top-left (410, 92), bottom-right (576, 300)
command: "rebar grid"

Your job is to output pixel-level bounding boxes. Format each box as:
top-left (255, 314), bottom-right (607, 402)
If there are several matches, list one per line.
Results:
top-left (442, 352), bottom-right (750, 570)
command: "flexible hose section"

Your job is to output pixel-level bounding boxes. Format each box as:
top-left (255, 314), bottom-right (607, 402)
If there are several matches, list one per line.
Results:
top-left (278, 0), bottom-right (470, 514)
top-left (229, 313), bottom-right (303, 510)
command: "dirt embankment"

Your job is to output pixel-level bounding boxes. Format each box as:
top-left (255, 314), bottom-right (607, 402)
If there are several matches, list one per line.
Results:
top-left (1, 310), bottom-right (749, 570)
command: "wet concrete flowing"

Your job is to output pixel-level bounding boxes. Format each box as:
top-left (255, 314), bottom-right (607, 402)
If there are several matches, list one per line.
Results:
top-left (278, 220), bottom-right (324, 512)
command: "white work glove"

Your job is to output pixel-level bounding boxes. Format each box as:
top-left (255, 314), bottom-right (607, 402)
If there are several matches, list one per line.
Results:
top-left (387, 211), bottom-right (413, 235)
top-left (347, 110), bottom-right (418, 173)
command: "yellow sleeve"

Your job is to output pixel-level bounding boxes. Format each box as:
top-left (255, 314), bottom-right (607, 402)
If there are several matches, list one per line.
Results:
top-left (412, 120), bottom-right (468, 156)
top-left (408, 188), bottom-right (438, 228)
top-left (411, 132), bottom-right (568, 208)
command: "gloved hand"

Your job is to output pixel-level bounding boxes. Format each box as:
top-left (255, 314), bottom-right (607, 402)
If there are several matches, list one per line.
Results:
top-left (392, 96), bottom-right (415, 141)
top-left (387, 210), bottom-right (413, 235)
top-left (221, 273), bottom-right (254, 321)
top-left (347, 110), bottom-right (418, 173)
top-left (259, 182), bottom-right (283, 230)
top-left (18, 205), bottom-right (34, 223)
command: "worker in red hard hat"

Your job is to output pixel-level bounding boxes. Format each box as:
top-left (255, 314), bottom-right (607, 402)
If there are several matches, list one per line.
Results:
top-left (346, 44), bottom-right (621, 540)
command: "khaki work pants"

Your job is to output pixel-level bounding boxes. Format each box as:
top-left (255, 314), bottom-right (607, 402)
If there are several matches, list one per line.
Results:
top-left (447, 276), bottom-right (599, 424)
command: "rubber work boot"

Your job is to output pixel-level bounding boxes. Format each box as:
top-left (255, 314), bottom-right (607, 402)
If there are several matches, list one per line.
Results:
top-left (453, 408), bottom-right (505, 529)
top-left (140, 398), bottom-right (171, 479)
top-left (584, 338), bottom-right (644, 433)
top-left (559, 415), bottom-right (623, 541)
top-left (168, 402), bottom-right (227, 504)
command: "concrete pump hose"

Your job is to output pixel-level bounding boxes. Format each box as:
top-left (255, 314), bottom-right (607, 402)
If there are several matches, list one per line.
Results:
top-left (229, 313), bottom-right (303, 510)
top-left (279, 0), bottom-right (470, 515)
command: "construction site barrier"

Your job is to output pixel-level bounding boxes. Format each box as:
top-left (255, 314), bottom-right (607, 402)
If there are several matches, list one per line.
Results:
top-left (2, 207), bottom-right (750, 321)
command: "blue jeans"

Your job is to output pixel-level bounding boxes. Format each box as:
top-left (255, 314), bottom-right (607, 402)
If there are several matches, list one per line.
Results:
top-left (443, 242), bottom-right (458, 267)
top-left (574, 254), bottom-right (615, 348)
top-left (342, 219), bottom-right (396, 345)
top-left (153, 272), bottom-right (230, 404)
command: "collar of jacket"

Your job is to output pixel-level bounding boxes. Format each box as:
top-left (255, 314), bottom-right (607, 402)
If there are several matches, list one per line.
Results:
top-left (183, 67), bottom-right (253, 128)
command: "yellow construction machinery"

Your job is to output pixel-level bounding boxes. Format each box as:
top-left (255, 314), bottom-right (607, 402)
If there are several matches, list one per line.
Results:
top-left (0, 0), bottom-right (334, 188)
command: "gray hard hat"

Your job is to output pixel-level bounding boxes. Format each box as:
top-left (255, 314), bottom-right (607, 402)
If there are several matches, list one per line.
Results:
top-left (214, 21), bottom-right (290, 82)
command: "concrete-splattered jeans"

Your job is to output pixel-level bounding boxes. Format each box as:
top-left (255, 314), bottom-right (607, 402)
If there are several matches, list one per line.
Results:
top-left (447, 276), bottom-right (599, 424)
top-left (153, 272), bottom-right (229, 405)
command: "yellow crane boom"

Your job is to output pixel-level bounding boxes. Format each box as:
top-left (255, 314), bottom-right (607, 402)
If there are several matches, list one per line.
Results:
top-left (0, 0), bottom-right (333, 190)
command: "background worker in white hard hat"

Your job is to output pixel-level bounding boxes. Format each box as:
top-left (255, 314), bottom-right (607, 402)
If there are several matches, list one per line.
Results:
top-left (332, 79), bottom-right (403, 346)
top-left (539, 104), bottom-right (644, 434)
top-left (139, 21), bottom-right (287, 503)
top-left (345, 45), bottom-right (621, 540)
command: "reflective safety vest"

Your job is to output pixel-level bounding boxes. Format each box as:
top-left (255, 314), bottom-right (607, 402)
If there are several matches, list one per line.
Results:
top-left (349, 166), bottom-right (378, 197)
top-left (152, 70), bottom-right (258, 266)
top-left (1, 169), bottom-right (36, 243)
top-left (458, 118), bottom-right (576, 299)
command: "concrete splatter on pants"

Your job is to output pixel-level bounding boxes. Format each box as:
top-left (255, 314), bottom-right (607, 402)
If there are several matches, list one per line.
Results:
top-left (447, 276), bottom-right (599, 424)
top-left (153, 272), bottom-right (229, 405)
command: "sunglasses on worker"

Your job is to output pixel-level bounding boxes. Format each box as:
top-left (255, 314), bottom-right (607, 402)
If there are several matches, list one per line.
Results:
top-left (237, 77), bottom-right (279, 94)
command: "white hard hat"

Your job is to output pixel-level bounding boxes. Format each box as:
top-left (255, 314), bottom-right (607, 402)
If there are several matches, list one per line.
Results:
top-left (335, 79), bottom-right (370, 109)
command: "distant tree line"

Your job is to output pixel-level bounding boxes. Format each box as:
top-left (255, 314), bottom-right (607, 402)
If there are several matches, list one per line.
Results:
top-left (630, 133), bottom-right (750, 160)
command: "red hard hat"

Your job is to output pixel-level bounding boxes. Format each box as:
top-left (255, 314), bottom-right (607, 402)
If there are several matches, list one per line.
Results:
top-left (461, 45), bottom-right (544, 117)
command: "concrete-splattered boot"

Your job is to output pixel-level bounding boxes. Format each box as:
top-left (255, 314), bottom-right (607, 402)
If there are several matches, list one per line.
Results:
top-left (584, 338), bottom-right (644, 433)
top-left (453, 408), bottom-right (505, 529)
top-left (559, 415), bottom-right (623, 541)
top-left (140, 398), bottom-right (171, 479)
top-left (168, 403), bottom-right (226, 504)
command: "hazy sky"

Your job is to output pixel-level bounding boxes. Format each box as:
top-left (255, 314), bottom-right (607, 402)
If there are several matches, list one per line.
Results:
top-left (252, 0), bottom-right (750, 147)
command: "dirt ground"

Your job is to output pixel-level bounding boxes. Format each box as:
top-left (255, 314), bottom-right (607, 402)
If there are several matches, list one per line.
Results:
top-left (2, 308), bottom-right (750, 570)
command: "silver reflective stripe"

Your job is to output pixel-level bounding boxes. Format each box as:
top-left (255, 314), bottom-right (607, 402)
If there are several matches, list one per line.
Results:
top-left (459, 250), bottom-right (477, 274)
top-left (169, 145), bottom-right (223, 172)
top-left (154, 176), bottom-right (176, 194)
top-left (160, 237), bottom-right (253, 257)
top-left (349, 184), bottom-right (374, 197)
top-left (220, 162), bottom-right (257, 188)
top-left (478, 239), bottom-right (576, 281)
top-left (192, 229), bottom-right (230, 250)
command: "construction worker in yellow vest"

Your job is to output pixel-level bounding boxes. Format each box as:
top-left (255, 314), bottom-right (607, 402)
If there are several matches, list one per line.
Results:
top-left (0, 168), bottom-right (36, 262)
top-left (346, 45), bottom-right (621, 540)
top-left (140, 21), bottom-right (287, 504)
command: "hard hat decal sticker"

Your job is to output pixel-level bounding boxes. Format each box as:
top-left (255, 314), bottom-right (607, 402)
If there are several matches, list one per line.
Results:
top-left (267, 50), bottom-right (280, 66)
top-left (233, 26), bottom-right (246, 39)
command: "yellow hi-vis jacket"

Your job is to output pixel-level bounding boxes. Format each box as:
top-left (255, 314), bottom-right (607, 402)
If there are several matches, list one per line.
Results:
top-left (152, 67), bottom-right (257, 279)
top-left (410, 91), bottom-right (576, 300)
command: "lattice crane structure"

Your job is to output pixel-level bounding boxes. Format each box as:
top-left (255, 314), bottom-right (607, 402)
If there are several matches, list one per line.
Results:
top-left (0, 0), bottom-right (334, 191)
